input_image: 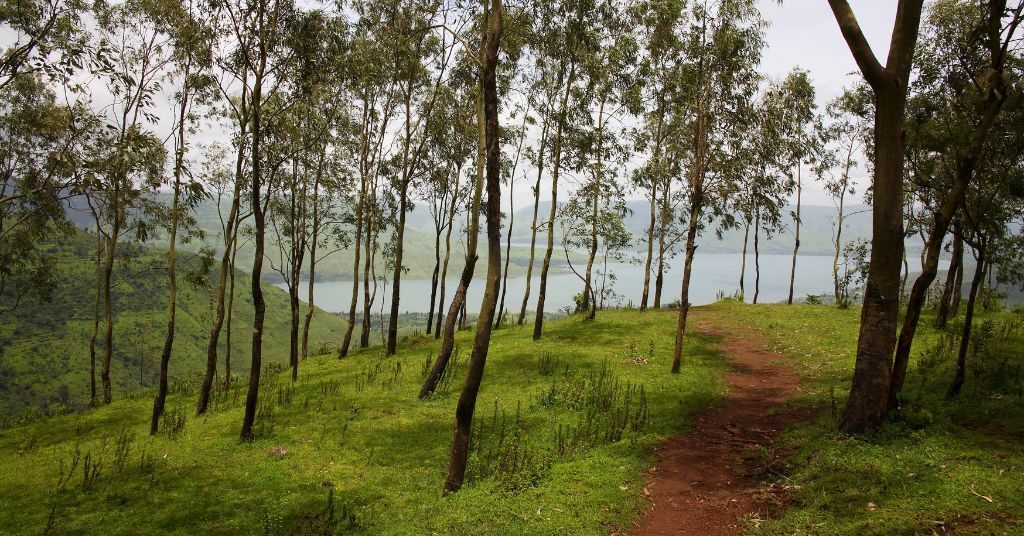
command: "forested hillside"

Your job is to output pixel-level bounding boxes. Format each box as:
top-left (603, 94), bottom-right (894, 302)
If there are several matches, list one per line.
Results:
top-left (0, 231), bottom-right (346, 417)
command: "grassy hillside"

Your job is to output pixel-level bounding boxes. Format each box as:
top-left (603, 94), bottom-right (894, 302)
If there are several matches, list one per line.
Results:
top-left (0, 310), bottom-right (726, 534)
top-left (0, 230), bottom-right (348, 418)
top-left (0, 300), bottom-right (1020, 534)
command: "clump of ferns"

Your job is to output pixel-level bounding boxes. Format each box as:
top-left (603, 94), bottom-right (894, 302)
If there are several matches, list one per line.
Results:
top-left (466, 400), bottom-right (552, 491)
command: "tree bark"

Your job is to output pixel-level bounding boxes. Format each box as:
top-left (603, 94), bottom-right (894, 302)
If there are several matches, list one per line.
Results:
top-left (828, 0), bottom-right (924, 433)
top-left (739, 221), bottom-right (748, 301)
top-left (340, 172), bottom-right (365, 357)
top-left (445, 0), bottom-right (502, 492)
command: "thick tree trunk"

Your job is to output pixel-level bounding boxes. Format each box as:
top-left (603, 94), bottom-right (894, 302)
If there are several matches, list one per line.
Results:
top-left (653, 178), bottom-right (670, 309)
top-left (533, 61), bottom-right (575, 341)
top-left (225, 235), bottom-right (237, 388)
top-left (100, 215), bottom-right (119, 405)
top-left (829, 0), bottom-right (924, 434)
top-left (840, 88), bottom-right (909, 433)
top-left (445, 2), bottom-right (502, 492)
top-left (947, 250), bottom-right (984, 398)
top-left (360, 209), bottom-right (374, 348)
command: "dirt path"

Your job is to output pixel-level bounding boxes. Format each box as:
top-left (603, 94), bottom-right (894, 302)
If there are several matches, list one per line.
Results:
top-left (629, 319), bottom-right (811, 535)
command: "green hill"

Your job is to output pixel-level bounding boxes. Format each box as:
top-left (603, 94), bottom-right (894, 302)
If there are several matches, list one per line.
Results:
top-left (0, 230), bottom-right (348, 417)
top-left (0, 302), bottom-right (1020, 534)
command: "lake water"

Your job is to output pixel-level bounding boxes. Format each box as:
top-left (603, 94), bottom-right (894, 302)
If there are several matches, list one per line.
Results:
top-left (281, 253), bottom-right (946, 314)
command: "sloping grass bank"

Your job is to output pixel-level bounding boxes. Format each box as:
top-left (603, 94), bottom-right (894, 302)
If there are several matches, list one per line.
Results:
top-left (0, 309), bottom-right (726, 535)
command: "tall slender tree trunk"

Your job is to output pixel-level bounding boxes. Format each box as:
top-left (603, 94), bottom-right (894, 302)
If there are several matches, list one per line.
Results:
top-left (653, 178), bottom-right (670, 309)
top-left (301, 172), bottom-right (321, 361)
top-left (753, 210), bottom-right (761, 304)
top-left (739, 221), bottom-right (748, 301)
top-left (445, 1), bottom-right (502, 492)
top-left (787, 163), bottom-right (801, 304)
top-left (420, 89), bottom-right (486, 399)
top-left (197, 74), bottom-right (248, 415)
top-left (436, 166), bottom-right (461, 338)
top-left (387, 182), bottom-right (409, 355)
top-left (100, 210), bottom-right (120, 405)
top-left (671, 201), bottom-right (701, 374)
top-left (495, 167), bottom-right (514, 328)
top-left (152, 71), bottom-right (191, 434)
top-left (533, 61), bottom-right (575, 341)
top-left (517, 115), bottom-right (549, 325)
top-left (225, 232), bottom-right (237, 388)
top-left (360, 206), bottom-right (374, 348)
top-left (340, 176), bottom-right (365, 357)
top-left (640, 180), bottom-right (656, 310)
top-left (936, 232), bottom-right (963, 328)
top-left (240, 25), bottom-right (270, 440)
top-left (947, 248), bottom-right (985, 398)
top-left (833, 186), bottom-right (846, 304)
top-left (89, 225), bottom-right (102, 406)
top-left (640, 111), bottom-right (663, 311)
top-left (581, 95), bottom-right (605, 320)
top-left (427, 224), bottom-right (442, 335)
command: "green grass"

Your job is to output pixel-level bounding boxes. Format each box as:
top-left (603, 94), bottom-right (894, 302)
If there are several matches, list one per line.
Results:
top-left (700, 300), bottom-right (1024, 536)
top-left (0, 308), bottom-right (727, 535)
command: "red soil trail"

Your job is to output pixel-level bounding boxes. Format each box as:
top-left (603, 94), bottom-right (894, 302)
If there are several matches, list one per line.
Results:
top-left (629, 319), bottom-right (811, 535)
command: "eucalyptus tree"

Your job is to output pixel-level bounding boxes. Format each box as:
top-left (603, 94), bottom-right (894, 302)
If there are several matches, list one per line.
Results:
top-left (231, 0), bottom-right (295, 441)
top-left (0, 0), bottom-right (86, 91)
top-left (669, 0), bottom-right (764, 375)
top-left (88, 0), bottom-right (174, 404)
top-left (196, 0), bottom-right (256, 415)
top-left (267, 8), bottom-right (347, 381)
top-left (444, 0), bottom-right (503, 495)
top-left (339, 8), bottom-right (400, 356)
top-left (419, 82), bottom-right (473, 337)
top-left (818, 86), bottom-right (870, 307)
top-left (150, 0), bottom-right (216, 434)
top-left (570, 0), bottom-right (636, 317)
top-left (495, 98), bottom-right (532, 328)
top-left (631, 0), bottom-right (685, 311)
top-left (947, 126), bottom-right (1024, 398)
top-left (532, 0), bottom-right (596, 341)
top-left (827, 0), bottom-right (925, 433)
top-left (419, 8), bottom-right (492, 398)
top-left (0, 74), bottom-right (91, 315)
top-left (776, 68), bottom-right (818, 306)
top-left (889, 0), bottom-right (1024, 410)
top-left (385, 1), bottom-right (457, 357)
top-left (515, 55), bottom-right (556, 326)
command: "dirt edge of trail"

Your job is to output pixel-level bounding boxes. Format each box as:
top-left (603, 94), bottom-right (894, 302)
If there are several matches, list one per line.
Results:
top-left (628, 317), bottom-right (814, 535)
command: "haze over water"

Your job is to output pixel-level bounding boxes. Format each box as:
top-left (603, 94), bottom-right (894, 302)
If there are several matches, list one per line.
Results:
top-left (285, 253), bottom-right (944, 315)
